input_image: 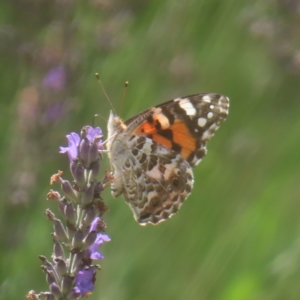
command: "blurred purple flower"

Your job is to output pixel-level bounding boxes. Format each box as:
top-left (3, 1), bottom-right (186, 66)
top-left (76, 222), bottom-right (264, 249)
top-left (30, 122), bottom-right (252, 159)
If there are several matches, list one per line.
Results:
top-left (88, 217), bottom-right (110, 260)
top-left (74, 268), bottom-right (95, 296)
top-left (45, 103), bottom-right (66, 121)
top-left (59, 132), bottom-right (80, 162)
top-left (43, 66), bottom-right (66, 91)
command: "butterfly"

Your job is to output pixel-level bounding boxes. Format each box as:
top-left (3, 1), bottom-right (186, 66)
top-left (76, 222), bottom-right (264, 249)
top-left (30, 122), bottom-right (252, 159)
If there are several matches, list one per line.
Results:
top-left (106, 93), bottom-right (229, 225)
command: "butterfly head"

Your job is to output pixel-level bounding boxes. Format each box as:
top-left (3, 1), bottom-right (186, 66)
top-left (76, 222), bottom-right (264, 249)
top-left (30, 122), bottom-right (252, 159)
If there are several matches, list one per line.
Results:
top-left (107, 111), bottom-right (127, 150)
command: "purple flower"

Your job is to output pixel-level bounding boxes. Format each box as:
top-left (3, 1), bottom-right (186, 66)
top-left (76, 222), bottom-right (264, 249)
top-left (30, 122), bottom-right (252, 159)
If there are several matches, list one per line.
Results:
top-left (88, 217), bottom-right (110, 260)
top-left (74, 268), bottom-right (95, 296)
top-left (43, 66), bottom-right (66, 91)
top-left (86, 126), bottom-right (104, 150)
top-left (60, 127), bottom-right (104, 165)
top-left (59, 132), bottom-right (80, 162)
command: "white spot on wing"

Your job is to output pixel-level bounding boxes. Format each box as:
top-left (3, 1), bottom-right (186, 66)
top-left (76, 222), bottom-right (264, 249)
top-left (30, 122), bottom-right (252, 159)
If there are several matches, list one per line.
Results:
top-left (202, 95), bottom-right (211, 102)
top-left (197, 117), bottom-right (207, 127)
top-left (164, 163), bottom-right (174, 180)
top-left (146, 165), bottom-right (161, 180)
top-left (148, 191), bottom-right (158, 200)
top-left (202, 130), bottom-right (210, 140)
top-left (151, 107), bottom-right (162, 114)
top-left (194, 158), bottom-right (202, 166)
top-left (153, 112), bottom-right (170, 129)
top-left (207, 112), bottom-right (213, 119)
top-left (178, 98), bottom-right (196, 116)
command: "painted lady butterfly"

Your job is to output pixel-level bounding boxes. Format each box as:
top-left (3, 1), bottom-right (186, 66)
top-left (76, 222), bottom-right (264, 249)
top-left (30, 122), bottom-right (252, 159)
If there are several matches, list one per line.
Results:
top-left (106, 93), bottom-right (229, 225)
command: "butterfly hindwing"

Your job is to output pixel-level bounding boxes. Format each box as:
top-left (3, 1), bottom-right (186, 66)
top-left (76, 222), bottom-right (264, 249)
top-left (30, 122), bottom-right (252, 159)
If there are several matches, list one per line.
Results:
top-left (119, 135), bottom-right (194, 225)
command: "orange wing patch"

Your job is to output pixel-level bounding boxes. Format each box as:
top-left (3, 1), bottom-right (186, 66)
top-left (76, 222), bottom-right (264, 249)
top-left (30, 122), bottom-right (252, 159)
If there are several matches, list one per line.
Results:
top-left (135, 117), bottom-right (196, 159)
top-left (135, 121), bottom-right (156, 135)
top-left (151, 133), bottom-right (173, 149)
top-left (170, 121), bottom-right (196, 159)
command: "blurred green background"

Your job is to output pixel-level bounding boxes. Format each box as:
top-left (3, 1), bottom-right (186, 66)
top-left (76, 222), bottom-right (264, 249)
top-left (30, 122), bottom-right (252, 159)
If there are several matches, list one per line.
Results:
top-left (1, 0), bottom-right (300, 299)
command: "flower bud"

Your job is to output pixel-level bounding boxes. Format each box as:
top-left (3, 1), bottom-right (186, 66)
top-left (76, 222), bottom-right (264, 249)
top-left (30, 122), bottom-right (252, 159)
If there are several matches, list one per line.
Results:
top-left (61, 180), bottom-right (78, 203)
top-left (71, 251), bottom-right (85, 274)
top-left (36, 293), bottom-right (54, 300)
top-left (83, 231), bottom-right (97, 249)
top-left (53, 219), bottom-right (69, 243)
top-left (58, 199), bottom-right (76, 225)
top-left (94, 182), bottom-right (103, 196)
top-left (90, 160), bottom-right (100, 179)
top-left (81, 181), bottom-right (95, 206)
top-left (65, 201), bottom-right (76, 225)
top-left (50, 171), bottom-right (63, 185)
top-left (88, 142), bottom-right (99, 167)
top-left (47, 190), bottom-right (61, 201)
top-left (43, 267), bottom-right (56, 285)
top-left (39, 256), bottom-right (55, 274)
top-left (50, 283), bottom-right (61, 298)
top-left (79, 137), bottom-right (90, 166)
top-left (26, 290), bottom-right (39, 300)
top-left (39, 255), bottom-right (50, 265)
top-left (46, 294), bottom-right (55, 300)
top-left (58, 198), bottom-right (68, 219)
top-left (61, 275), bottom-right (75, 295)
top-left (82, 207), bottom-right (96, 226)
top-left (66, 223), bottom-right (76, 241)
top-left (71, 160), bottom-right (86, 188)
top-left (55, 257), bottom-right (67, 276)
top-left (72, 229), bottom-right (84, 250)
top-left (52, 234), bottom-right (65, 259)
top-left (45, 209), bottom-right (55, 221)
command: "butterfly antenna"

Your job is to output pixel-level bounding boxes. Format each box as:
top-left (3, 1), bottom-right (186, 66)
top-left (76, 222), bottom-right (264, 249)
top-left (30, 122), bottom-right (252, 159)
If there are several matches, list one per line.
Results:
top-left (95, 73), bottom-right (116, 115)
top-left (93, 114), bottom-right (107, 127)
top-left (119, 81), bottom-right (129, 115)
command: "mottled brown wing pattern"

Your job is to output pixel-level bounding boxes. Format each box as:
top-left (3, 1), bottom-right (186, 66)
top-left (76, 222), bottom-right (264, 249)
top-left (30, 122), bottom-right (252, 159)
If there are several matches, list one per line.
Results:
top-left (119, 136), bottom-right (194, 225)
top-left (107, 93), bottom-right (229, 225)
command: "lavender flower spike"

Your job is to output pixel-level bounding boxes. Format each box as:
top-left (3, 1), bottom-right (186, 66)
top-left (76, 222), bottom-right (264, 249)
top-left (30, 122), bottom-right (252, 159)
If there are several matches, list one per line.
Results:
top-left (29, 126), bottom-right (110, 300)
